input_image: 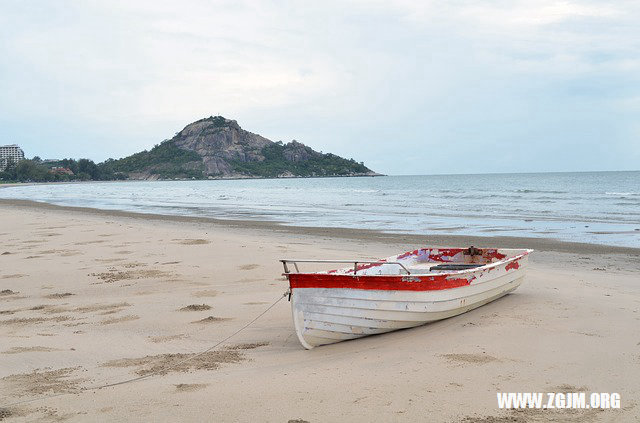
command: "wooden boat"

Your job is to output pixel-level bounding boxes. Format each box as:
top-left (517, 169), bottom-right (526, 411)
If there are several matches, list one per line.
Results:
top-left (281, 247), bottom-right (532, 349)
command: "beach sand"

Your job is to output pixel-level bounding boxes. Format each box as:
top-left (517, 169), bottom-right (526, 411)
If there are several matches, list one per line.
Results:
top-left (1, 200), bottom-right (639, 422)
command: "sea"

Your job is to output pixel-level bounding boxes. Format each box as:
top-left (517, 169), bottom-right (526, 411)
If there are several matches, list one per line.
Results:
top-left (2, 171), bottom-right (639, 248)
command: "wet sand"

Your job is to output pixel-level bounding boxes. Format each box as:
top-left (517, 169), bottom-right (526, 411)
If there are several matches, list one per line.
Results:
top-left (1, 200), bottom-right (639, 422)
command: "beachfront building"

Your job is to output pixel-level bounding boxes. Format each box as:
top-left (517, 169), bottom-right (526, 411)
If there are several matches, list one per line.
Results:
top-left (0, 144), bottom-right (25, 171)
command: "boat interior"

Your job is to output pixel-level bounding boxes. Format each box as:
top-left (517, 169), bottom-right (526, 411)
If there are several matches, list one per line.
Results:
top-left (282, 247), bottom-right (531, 276)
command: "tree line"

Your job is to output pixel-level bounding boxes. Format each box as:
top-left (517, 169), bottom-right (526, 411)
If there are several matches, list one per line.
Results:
top-left (0, 157), bottom-right (126, 182)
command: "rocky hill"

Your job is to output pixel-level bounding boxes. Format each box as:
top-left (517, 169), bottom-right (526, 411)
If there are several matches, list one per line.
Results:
top-left (100, 116), bottom-right (377, 180)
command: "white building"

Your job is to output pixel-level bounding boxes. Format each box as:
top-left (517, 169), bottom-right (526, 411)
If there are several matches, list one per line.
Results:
top-left (0, 144), bottom-right (26, 171)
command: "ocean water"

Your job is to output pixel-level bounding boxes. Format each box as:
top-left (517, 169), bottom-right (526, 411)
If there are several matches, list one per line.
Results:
top-left (2, 172), bottom-right (639, 247)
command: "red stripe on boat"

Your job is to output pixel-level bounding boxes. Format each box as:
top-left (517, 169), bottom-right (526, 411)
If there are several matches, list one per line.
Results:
top-left (484, 249), bottom-right (507, 260)
top-left (288, 273), bottom-right (472, 291)
top-left (505, 260), bottom-right (520, 271)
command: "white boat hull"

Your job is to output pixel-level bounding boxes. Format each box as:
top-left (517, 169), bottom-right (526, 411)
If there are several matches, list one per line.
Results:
top-left (290, 259), bottom-right (528, 349)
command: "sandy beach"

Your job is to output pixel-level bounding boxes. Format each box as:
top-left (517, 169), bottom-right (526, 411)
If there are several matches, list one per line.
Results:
top-left (1, 199), bottom-right (639, 422)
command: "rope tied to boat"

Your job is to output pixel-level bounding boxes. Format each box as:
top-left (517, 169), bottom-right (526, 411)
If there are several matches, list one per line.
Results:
top-left (0, 291), bottom-right (288, 409)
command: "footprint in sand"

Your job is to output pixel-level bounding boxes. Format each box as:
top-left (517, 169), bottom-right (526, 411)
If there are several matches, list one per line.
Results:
top-left (175, 383), bottom-right (209, 392)
top-left (95, 258), bottom-right (126, 263)
top-left (21, 240), bottom-right (46, 245)
top-left (74, 240), bottom-right (107, 245)
top-left (89, 269), bottom-right (171, 284)
top-left (192, 290), bottom-right (218, 298)
top-left (238, 264), bottom-right (259, 271)
top-left (173, 239), bottom-right (210, 245)
top-left (0, 407), bottom-right (19, 420)
top-left (2, 346), bottom-right (61, 354)
top-left (100, 315), bottom-right (139, 325)
top-left (1, 316), bottom-right (74, 326)
top-left (1, 367), bottom-right (85, 396)
top-left (439, 353), bottom-right (499, 365)
top-left (227, 342), bottom-right (269, 350)
top-left (179, 304), bottom-right (211, 312)
top-left (148, 334), bottom-right (189, 343)
top-left (74, 302), bottom-right (131, 314)
top-left (103, 349), bottom-right (244, 375)
top-left (122, 262), bottom-right (147, 269)
top-left (38, 249), bottom-right (81, 257)
top-left (44, 292), bottom-right (74, 299)
top-left (192, 316), bottom-right (229, 324)
top-left (30, 304), bottom-right (68, 314)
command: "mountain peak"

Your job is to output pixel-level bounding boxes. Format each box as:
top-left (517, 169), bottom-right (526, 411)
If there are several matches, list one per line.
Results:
top-left (201, 115), bottom-right (240, 129)
top-left (105, 116), bottom-right (378, 179)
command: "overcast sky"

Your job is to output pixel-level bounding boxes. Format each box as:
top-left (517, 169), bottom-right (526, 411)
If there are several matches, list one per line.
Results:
top-left (1, 1), bottom-right (639, 175)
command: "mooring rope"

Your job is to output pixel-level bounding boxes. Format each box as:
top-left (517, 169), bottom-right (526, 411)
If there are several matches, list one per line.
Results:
top-left (0, 292), bottom-right (287, 409)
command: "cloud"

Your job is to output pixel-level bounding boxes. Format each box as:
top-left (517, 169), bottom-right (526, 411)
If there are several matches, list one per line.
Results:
top-left (0, 0), bottom-right (638, 172)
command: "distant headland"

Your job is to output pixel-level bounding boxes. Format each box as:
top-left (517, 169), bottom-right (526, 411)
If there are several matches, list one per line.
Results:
top-left (0, 117), bottom-right (380, 182)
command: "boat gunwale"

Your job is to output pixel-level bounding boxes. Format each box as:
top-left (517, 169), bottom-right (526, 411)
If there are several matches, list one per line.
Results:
top-left (283, 248), bottom-right (533, 279)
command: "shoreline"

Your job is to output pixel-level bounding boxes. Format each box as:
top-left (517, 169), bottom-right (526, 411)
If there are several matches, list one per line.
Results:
top-left (0, 172), bottom-right (384, 186)
top-left (2, 198), bottom-right (639, 256)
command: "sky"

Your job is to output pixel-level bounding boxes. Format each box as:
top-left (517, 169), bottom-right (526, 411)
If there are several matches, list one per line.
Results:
top-left (1, 0), bottom-right (639, 175)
